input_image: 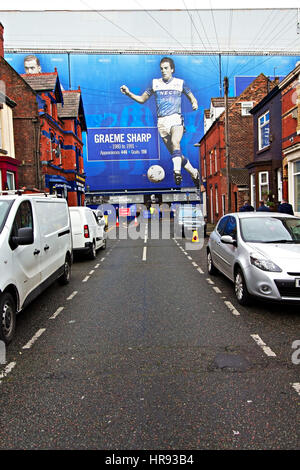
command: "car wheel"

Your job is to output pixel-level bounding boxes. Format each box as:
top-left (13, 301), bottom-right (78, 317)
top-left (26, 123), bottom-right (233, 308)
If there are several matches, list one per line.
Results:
top-left (89, 242), bottom-right (97, 260)
top-left (234, 268), bottom-right (251, 305)
top-left (0, 292), bottom-right (16, 344)
top-left (207, 249), bottom-right (218, 275)
top-left (58, 256), bottom-right (71, 285)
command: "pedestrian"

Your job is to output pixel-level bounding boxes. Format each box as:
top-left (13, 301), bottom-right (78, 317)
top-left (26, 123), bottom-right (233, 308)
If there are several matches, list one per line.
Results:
top-left (257, 200), bottom-right (270, 212)
top-left (120, 57), bottom-right (199, 187)
top-left (239, 198), bottom-right (255, 212)
top-left (278, 198), bottom-right (294, 215)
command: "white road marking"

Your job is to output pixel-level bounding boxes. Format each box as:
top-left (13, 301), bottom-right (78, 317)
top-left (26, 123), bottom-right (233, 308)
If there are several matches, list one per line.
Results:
top-left (192, 262), bottom-right (198, 267)
top-left (22, 329), bottom-right (46, 350)
top-left (187, 256), bottom-right (192, 260)
top-left (100, 257), bottom-right (105, 261)
top-left (67, 291), bottom-right (78, 300)
top-left (89, 270), bottom-right (95, 275)
top-left (0, 362), bottom-right (16, 383)
top-left (206, 278), bottom-right (214, 285)
top-left (224, 300), bottom-right (240, 316)
top-left (197, 267), bottom-right (204, 274)
top-left (250, 334), bottom-right (277, 357)
top-left (213, 286), bottom-right (222, 294)
top-left (82, 276), bottom-right (90, 283)
top-left (49, 306), bottom-right (64, 319)
top-left (94, 264), bottom-right (100, 268)
top-left (142, 246), bottom-right (147, 261)
top-left (291, 383), bottom-right (300, 396)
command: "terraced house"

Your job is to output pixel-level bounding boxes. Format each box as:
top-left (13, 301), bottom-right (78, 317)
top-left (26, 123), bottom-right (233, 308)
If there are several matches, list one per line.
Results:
top-left (0, 23), bottom-right (87, 205)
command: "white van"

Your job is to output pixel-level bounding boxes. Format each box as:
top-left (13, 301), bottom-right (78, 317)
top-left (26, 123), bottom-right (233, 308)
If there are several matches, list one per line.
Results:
top-left (0, 193), bottom-right (73, 344)
top-left (69, 206), bottom-right (106, 259)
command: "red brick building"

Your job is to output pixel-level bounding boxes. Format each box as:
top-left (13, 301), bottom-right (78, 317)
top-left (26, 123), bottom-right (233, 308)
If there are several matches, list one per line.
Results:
top-left (0, 88), bottom-right (20, 190)
top-left (0, 23), bottom-right (86, 205)
top-left (279, 62), bottom-right (300, 216)
top-left (21, 72), bottom-right (87, 205)
top-left (198, 74), bottom-right (277, 223)
top-left (247, 83), bottom-right (282, 210)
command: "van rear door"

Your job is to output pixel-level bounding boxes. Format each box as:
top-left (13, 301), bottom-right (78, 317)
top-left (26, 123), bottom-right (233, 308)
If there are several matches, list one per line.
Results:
top-left (34, 198), bottom-right (70, 283)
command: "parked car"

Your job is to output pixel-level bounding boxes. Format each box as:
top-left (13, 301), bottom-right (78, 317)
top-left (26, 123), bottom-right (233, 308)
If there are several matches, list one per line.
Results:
top-left (175, 204), bottom-right (206, 238)
top-left (207, 212), bottom-right (300, 305)
top-left (69, 206), bottom-right (106, 259)
top-left (0, 192), bottom-right (72, 343)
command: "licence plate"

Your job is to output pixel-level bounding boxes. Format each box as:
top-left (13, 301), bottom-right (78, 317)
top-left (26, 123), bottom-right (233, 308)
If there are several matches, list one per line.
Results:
top-left (295, 278), bottom-right (300, 288)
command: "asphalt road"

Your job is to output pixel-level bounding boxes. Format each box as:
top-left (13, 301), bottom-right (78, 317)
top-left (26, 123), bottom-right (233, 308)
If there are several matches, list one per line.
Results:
top-left (0, 219), bottom-right (299, 450)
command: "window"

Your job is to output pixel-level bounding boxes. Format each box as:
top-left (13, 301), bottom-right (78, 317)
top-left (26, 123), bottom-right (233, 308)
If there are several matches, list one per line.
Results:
top-left (214, 148), bottom-right (217, 172)
top-left (57, 140), bottom-right (63, 165)
top-left (210, 187), bottom-right (214, 222)
top-left (258, 111), bottom-right (270, 150)
top-left (277, 168), bottom-right (282, 203)
top-left (6, 172), bottom-right (15, 190)
top-left (250, 173), bottom-right (256, 208)
top-left (10, 201), bottom-right (33, 249)
top-left (223, 215), bottom-right (237, 238)
top-left (241, 101), bottom-right (253, 116)
top-left (293, 160), bottom-right (300, 213)
top-left (215, 186), bottom-right (219, 214)
top-left (216, 215), bottom-right (229, 236)
top-left (209, 151), bottom-right (213, 175)
top-left (203, 156), bottom-right (206, 178)
top-left (222, 194), bottom-right (226, 216)
top-left (258, 171), bottom-right (269, 201)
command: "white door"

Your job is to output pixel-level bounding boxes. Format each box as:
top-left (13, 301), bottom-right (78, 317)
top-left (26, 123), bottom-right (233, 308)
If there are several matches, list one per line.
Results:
top-left (10, 200), bottom-right (41, 306)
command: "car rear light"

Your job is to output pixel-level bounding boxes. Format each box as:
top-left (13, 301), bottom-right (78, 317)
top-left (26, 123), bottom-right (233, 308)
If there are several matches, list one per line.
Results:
top-left (84, 225), bottom-right (89, 238)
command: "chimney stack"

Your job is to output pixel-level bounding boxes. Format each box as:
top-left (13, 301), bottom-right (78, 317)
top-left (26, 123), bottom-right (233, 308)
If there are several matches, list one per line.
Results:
top-left (0, 23), bottom-right (4, 58)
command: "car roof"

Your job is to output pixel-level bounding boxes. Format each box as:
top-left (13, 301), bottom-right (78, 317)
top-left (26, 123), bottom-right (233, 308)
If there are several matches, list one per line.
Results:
top-left (225, 212), bottom-right (299, 219)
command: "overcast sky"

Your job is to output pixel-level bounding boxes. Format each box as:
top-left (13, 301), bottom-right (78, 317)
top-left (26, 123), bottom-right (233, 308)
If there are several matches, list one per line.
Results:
top-left (0, 0), bottom-right (299, 10)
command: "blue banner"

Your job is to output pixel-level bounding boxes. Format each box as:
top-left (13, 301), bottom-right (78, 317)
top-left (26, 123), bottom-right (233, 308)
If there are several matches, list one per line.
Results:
top-left (87, 127), bottom-right (160, 162)
top-left (5, 52), bottom-right (300, 192)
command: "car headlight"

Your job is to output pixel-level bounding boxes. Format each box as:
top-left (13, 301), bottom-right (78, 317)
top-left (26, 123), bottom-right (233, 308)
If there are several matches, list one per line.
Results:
top-left (250, 254), bottom-right (282, 272)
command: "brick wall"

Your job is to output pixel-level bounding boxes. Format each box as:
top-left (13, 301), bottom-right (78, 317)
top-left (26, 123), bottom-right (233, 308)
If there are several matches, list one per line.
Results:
top-left (0, 57), bottom-right (41, 189)
top-left (200, 74), bottom-right (276, 222)
top-left (229, 74), bottom-right (275, 169)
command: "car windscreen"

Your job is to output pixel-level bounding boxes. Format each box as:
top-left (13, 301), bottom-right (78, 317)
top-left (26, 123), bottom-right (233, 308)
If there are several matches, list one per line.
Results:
top-left (178, 208), bottom-right (202, 217)
top-left (0, 199), bottom-right (14, 233)
top-left (240, 217), bottom-right (300, 243)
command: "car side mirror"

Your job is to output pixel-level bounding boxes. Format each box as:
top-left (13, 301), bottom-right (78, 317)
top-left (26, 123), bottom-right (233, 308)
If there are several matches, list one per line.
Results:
top-left (12, 227), bottom-right (34, 246)
top-left (221, 235), bottom-right (237, 247)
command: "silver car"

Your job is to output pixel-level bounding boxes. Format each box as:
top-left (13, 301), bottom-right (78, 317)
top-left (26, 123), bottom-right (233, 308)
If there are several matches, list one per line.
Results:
top-left (207, 212), bottom-right (300, 305)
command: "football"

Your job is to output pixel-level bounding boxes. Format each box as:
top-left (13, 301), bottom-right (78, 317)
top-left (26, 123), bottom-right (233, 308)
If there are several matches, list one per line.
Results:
top-left (147, 165), bottom-right (165, 183)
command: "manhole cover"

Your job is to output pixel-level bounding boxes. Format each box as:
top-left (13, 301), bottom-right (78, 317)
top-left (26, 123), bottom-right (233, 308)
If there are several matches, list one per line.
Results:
top-left (213, 353), bottom-right (250, 371)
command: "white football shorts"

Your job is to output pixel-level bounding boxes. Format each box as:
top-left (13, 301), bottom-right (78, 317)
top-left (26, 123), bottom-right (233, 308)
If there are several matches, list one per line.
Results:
top-left (157, 113), bottom-right (183, 138)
